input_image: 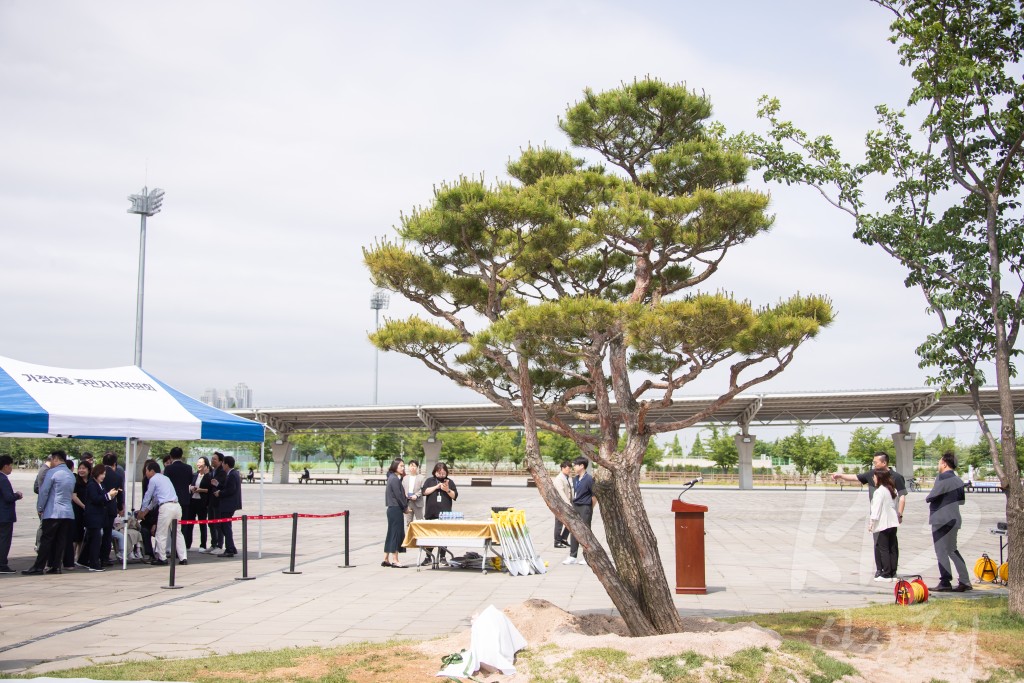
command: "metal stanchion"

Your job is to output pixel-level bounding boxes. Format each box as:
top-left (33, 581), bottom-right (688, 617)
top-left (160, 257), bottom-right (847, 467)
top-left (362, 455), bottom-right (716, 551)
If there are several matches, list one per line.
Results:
top-left (162, 518), bottom-right (183, 590)
top-left (282, 512), bottom-right (302, 574)
top-left (235, 515), bottom-right (255, 581)
top-left (339, 511), bottom-right (353, 568)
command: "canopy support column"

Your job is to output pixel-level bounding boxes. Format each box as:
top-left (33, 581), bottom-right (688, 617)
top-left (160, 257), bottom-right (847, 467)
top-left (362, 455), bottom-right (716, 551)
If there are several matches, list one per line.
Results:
top-left (734, 433), bottom-right (756, 490)
top-left (271, 437), bottom-right (293, 484)
top-left (131, 441), bottom-right (152, 482)
top-left (891, 430), bottom-right (916, 480)
top-left (421, 438), bottom-right (443, 473)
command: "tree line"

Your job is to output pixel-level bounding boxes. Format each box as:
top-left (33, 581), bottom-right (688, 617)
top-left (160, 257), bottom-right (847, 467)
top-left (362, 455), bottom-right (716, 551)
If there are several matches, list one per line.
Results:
top-left (666, 426), bottom-right (1024, 477)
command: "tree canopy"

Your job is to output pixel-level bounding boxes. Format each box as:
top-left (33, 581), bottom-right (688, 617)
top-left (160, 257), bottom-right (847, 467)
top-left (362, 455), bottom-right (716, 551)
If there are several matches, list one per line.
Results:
top-left (365, 78), bottom-right (833, 636)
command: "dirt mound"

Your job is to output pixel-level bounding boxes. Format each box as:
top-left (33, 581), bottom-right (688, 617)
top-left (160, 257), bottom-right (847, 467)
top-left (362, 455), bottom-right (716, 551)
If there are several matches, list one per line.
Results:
top-left (418, 599), bottom-right (781, 668)
top-left (412, 600), bottom-right (1005, 682)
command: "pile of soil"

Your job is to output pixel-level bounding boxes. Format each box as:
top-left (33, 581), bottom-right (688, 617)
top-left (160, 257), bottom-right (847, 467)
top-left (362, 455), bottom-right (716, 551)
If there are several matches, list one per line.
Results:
top-left (417, 599), bottom-right (1001, 683)
top-left (418, 599), bottom-right (781, 680)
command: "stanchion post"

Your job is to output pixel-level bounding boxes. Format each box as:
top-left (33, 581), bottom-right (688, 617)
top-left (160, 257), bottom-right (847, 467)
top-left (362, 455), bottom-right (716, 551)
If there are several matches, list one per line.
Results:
top-left (339, 510), bottom-right (353, 568)
top-left (283, 512), bottom-right (302, 575)
top-left (162, 518), bottom-right (183, 590)
top-left (235, 515), bottom-right (255, 581)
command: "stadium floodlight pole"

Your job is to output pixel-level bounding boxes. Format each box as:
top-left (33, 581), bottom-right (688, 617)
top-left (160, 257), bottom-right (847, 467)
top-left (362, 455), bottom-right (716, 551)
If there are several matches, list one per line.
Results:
top-left (369, 289), bottom-right (389, 404)
top-left (126, 187), bottom-right (165, 367)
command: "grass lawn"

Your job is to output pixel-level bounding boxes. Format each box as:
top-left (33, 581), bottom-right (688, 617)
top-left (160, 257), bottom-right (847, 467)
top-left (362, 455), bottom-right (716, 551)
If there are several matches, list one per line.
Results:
top-left (4, 597), bottom-right (1021, 682)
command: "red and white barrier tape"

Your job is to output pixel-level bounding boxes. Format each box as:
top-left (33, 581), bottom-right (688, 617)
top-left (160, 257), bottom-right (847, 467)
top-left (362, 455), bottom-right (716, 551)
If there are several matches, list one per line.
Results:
top-left (177, 511), bottom-right (347, 526)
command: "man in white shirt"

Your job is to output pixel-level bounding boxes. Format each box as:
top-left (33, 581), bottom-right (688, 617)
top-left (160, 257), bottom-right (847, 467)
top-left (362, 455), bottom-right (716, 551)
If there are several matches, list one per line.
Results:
top-left (138, 461), bottom-right (187, 566)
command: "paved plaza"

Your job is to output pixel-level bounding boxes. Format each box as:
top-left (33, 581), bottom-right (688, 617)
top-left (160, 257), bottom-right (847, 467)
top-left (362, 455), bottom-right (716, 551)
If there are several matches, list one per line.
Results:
top-left (0, 470), bottom-right (1009, 675)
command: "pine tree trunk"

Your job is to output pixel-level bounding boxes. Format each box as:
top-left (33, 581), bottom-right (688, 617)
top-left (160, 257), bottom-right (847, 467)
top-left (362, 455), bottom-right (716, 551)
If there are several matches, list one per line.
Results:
top-left (594, 462), bottom-right (685, 634)
top-left (525, 458), bottom-right (663, 636)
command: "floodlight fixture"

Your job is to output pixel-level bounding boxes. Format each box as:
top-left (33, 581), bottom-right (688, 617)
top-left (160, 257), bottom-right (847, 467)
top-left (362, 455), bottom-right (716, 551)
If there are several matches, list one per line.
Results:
top-left (127, 186), bottom-right (165, 217)
top-left (370, 289), bottom-right (390, 311)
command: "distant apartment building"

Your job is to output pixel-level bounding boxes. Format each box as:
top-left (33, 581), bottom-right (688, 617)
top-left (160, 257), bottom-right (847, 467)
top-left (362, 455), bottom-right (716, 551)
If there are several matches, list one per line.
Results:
top-left (200, 383), bottom-right (253, 410)
top-left (234, 382), bottom-right (253, 409)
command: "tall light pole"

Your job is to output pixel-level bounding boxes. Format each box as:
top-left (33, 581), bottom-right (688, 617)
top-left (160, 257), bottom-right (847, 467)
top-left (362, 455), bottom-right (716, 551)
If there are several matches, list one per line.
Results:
top-left (127, 186), bottom-right (165, 367)
top-left (370, 289), bottom-right (389, 404)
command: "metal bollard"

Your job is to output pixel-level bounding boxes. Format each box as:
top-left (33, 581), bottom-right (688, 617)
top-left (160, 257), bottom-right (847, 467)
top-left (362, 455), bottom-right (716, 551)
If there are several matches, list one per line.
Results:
top-left (339, 511), bottom-right (353, 569)
top-left (282, 512), bottom-right (302, 575)
top-left (235, 515), bottom-right (255, 581)
top-left (162, 518), bottom-right (183, 590)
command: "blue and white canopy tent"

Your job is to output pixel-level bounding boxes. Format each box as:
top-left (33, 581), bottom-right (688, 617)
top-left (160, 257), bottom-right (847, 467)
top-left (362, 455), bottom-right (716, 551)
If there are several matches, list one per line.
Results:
top-left (0, 355), bottom-right (267, 566)
top-left (0, 355), bottom-right (264, 442)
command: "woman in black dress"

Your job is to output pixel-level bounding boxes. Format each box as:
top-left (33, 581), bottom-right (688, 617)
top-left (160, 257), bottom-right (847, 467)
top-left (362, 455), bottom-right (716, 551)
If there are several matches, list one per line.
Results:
top-left (70, 461), bottom-right (91, 564)
top-left (382, 458), bottom-right (408, 568)
top-left (82, 463), bottom-right (115, 571)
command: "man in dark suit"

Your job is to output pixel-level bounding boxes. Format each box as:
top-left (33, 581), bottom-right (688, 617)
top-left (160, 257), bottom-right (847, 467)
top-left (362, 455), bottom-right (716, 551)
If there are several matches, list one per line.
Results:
top-left (0, 454), bottom-right (24, 573)
top-left (205, 452), bottom-right (224, 553)
top-left (163, 447), bottom-right (193, 526)
top-left (212, 455), bottom-right (241, 558)
top-left (100, 451), bottom-right (125, 567)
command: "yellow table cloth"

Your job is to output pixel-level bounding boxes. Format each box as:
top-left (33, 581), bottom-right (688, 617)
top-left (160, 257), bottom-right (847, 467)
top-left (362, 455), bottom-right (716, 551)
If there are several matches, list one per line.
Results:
top-left (402, 520), bottom-right (501, 548)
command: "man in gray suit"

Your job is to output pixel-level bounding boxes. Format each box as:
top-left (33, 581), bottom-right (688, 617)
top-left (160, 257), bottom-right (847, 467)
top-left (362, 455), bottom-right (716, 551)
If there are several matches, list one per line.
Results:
top-left (23, 450), bottom-right (75, 575)
top-left (552, 461), bottom-right (572, 547)
top-left (926, 451), bottom-right (972, 592)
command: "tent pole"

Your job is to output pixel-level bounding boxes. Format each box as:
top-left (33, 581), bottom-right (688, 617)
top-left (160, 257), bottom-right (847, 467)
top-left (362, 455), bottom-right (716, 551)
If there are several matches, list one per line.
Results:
top-left (258, 441), bottom-right (264, 559)
top-left (124, 437), bottom-right (133, 571)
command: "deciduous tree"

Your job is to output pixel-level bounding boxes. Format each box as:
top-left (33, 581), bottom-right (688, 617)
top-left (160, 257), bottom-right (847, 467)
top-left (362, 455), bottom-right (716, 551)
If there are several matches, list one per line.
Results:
top-left (846, 427), bottom-right (894, 468)
top-left (702, 426), bottom-right (738, 473)
top-left (741, 0), bottom-right (1022, 613)
top-left (479, 430), bottom-right (519, 473)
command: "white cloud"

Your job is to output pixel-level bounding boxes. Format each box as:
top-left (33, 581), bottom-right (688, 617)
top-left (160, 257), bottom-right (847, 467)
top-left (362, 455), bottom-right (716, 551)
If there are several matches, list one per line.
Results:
top-left (0, 0), bottom-right (979, 424)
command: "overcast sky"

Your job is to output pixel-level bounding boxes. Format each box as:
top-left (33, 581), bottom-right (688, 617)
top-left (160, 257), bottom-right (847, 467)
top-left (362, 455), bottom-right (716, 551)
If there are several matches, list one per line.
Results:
top-left (2, 1), bottom-right (997, 448)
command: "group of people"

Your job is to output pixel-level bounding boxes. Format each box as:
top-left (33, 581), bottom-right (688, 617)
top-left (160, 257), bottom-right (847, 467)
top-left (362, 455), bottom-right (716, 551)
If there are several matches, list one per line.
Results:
top-left (1, 450), bottom-right (125, 575)
top-left (551, 457), bottom-right (596, 566)
top-left (378, 455), bottom-right (599, 571)
top-left (3, 446), bottom-right (978, 590)
top-left (833, 450), bottom-right (974, 592)
top-left (382, 458), bottom-right (458, 568)
top-left (0, 446), bottom-right (245, 576)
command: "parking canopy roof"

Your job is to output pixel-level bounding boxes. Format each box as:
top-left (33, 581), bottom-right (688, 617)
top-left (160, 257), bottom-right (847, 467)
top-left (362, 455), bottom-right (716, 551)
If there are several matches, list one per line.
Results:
top-left (235, 386), bottom-right (1024, 435)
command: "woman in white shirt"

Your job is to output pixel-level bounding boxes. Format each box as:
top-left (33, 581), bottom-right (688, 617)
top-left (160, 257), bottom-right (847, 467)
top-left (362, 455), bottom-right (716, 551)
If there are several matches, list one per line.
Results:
top-left (868, 468), bottom-right (901, 581)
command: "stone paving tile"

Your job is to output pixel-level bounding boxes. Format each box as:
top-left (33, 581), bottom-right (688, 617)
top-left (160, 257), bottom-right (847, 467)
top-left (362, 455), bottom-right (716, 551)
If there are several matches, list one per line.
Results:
top-left (0, 476), bottom-right (1010, 674)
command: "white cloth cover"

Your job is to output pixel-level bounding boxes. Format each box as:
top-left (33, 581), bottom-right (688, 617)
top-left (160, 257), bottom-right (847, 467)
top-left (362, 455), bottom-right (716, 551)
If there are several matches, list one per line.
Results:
top-left (436, 605), bottom-right (527, 678)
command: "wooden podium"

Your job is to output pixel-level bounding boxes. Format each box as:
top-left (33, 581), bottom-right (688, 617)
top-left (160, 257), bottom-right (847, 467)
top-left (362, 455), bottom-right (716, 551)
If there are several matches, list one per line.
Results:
top-left (671, 499), bottom-right (708, 594)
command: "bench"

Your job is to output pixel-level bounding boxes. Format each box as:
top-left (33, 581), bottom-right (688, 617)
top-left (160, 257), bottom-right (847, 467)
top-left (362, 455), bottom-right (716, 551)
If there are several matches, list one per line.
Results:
top-left (967, 483), bottom-right (1006, 494)
top-left (526, 478), bottom-right (537, 488)
top-left (783, 479), bottom-right (808, 491)
top-left (471, 477), bottom-right (493, 487)
top-left (364, 478), bottom-right (387, 485)
top-left (300, 477), bottom-right (349, 485)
